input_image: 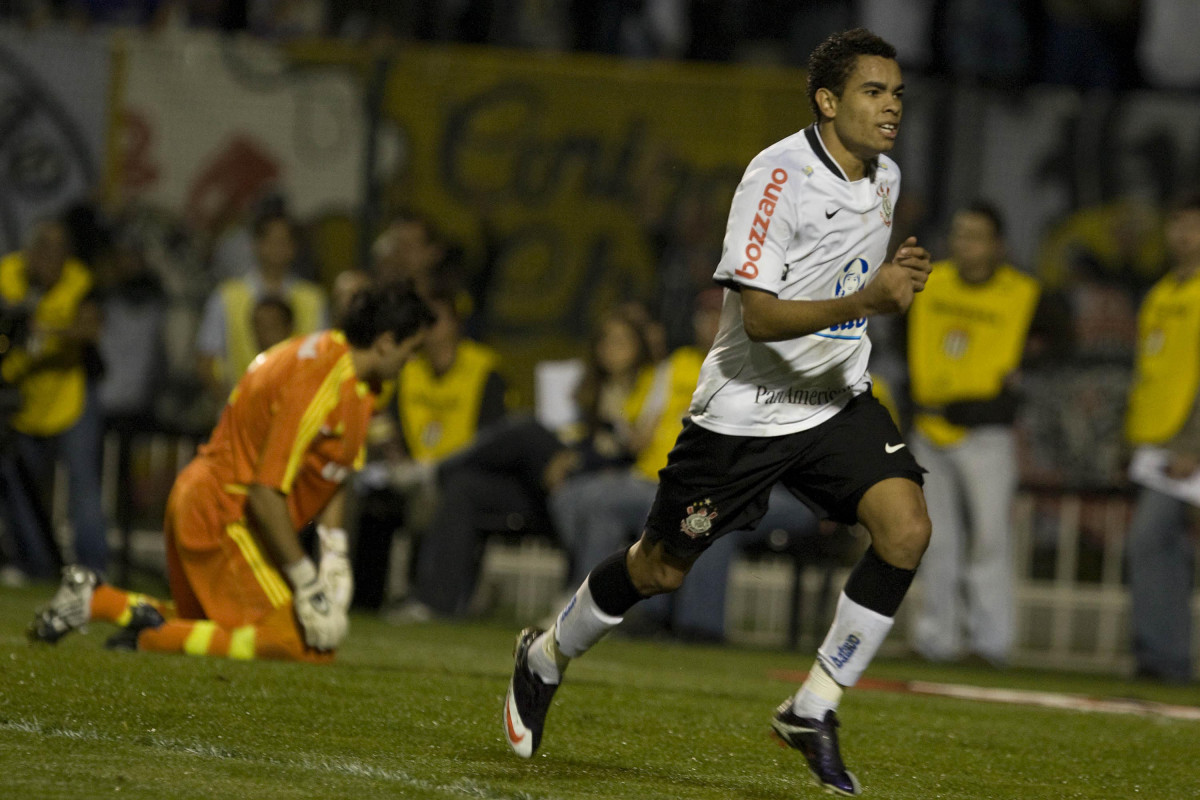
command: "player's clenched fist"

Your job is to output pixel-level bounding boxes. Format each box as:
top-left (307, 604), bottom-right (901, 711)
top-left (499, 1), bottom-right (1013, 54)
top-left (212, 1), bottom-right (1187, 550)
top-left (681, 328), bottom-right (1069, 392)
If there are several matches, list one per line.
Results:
top-left (285, 558), bottom-right (349, 650)
top-left (892, 235), bottom-right (932, 292)
top-left (862, 261), bottom-right (916, 315)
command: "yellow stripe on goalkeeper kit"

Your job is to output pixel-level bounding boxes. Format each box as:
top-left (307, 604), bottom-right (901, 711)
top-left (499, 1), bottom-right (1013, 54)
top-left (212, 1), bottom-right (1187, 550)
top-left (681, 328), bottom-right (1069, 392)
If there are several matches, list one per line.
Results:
top-left (184, 621), bottom-right (218, 656)
top-left (229, 625), bottom-right (256, 660)
top-left (226, 521), bottom-right (292, 608)
top-left (280, 354), bottom-right (353, 493)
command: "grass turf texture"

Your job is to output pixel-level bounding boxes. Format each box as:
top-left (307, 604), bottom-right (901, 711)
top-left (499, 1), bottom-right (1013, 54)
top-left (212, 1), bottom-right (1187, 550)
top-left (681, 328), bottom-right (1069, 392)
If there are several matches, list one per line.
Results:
top-left (2, 583), bottom-right (1197, 800)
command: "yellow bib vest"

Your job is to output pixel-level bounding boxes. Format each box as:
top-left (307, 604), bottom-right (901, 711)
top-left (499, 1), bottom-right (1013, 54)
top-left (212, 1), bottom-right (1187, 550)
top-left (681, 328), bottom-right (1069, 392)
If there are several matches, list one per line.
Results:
top-left (908, 262), bottom-right (1040, 447)
top-left (1126, 269), bottom-right (1200, 445)
top-left (633, 347), bottom-right (704, 482)
top-left (398, 340), bottom-right (500, 462)
top-left (219, 278), bottom-right (326, 383)
top-left (0, 252), bottom-right (93, 436)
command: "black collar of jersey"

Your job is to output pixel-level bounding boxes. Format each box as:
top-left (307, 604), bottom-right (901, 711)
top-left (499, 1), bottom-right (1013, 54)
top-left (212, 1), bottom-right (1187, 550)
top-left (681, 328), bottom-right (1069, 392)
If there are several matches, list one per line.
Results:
top-left (805, 125), bottom-right (878, 183)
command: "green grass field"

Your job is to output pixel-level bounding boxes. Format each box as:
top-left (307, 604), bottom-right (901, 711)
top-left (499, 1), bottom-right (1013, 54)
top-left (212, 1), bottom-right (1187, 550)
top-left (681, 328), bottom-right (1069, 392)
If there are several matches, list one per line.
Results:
top-left (2, 583), bottom-right (1197, 800)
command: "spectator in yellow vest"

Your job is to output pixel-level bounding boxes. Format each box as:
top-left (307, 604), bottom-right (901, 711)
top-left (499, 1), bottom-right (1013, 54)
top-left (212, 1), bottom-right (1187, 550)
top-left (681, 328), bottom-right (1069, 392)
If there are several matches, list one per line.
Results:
top-left (195, 210), bottom-right (329, 406)
top-left (1124, 191), bottom-right (1200, 684)
top-left (0, 219), bottom-right (108, 581)
top-left (352, 286), bottom-right (507, 611)
top-left (386, 305), bottom-right (658, 621)
top-left (907, 201), bottom-right (1041, 666)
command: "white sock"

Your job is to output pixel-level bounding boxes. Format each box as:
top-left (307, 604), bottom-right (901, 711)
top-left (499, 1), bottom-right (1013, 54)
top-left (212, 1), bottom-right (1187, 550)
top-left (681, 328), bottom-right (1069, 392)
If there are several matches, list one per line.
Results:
top-left (791, 659), bottom-right (843, 720)
top-left (527, 579), bottom-right (622, 683)
top-left (792, 592), bottom-right (894, 718)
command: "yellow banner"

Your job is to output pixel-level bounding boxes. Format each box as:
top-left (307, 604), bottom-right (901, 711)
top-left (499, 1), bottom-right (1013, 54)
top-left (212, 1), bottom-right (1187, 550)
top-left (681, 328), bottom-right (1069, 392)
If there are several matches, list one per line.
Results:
top-left (297, 43), bottom-right (812, 403)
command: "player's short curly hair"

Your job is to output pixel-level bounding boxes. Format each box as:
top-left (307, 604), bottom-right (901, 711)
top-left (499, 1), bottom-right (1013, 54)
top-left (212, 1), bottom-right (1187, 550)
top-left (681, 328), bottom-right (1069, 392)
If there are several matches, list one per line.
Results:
top-left (806, 28), bottom-right (897, 121)
top-left (341, 279), bottom-right (435, 348)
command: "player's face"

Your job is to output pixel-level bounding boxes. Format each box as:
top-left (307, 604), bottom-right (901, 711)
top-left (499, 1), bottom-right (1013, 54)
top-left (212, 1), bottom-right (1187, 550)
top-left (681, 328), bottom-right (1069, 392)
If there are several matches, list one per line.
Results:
top-left (1166, 208), bottom-right (1200, 268)
top-left (827, 55), bottom-right (903, 159)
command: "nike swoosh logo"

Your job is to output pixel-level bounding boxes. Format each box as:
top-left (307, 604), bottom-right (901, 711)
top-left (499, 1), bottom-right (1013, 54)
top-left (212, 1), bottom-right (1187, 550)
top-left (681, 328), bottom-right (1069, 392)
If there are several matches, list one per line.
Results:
top-left (825, 208), bottom-right (841, 219)
top-left (505, 690), bottom-right (526, 745)
top-left (885, 443), bottom-right (906, 454)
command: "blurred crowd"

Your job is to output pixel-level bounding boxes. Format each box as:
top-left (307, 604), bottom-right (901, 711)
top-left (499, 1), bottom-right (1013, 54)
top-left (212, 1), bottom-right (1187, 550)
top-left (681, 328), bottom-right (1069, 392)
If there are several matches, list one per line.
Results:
top-left (0, 8), bottom-right (1196, 679)
top-left (1, 1), bottom-right (1198, 90)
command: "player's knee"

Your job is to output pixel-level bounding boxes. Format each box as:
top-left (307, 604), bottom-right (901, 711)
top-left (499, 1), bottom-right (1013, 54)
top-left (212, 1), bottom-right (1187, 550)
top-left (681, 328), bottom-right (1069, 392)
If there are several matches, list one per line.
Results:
top-left (895, 511), bottom-right (932, 566)
top-left (627, 542), bottom-right (689, 595)
top-left (874, 510), bottom-right (931, 570)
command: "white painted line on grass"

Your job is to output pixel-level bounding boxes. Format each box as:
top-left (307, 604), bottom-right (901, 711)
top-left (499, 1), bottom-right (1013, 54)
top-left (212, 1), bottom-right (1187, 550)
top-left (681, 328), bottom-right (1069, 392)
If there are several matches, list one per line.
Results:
top-left (905, 681), bottom-right (1200, 722)
top-left (0, 717), bottom-right (546, 800)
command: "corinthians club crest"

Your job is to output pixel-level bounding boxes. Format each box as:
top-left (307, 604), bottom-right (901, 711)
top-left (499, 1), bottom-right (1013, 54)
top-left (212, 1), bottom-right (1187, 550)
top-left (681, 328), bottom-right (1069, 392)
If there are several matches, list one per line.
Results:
top-left (681, 498), bottom-right (719, 539)
top-left (877, 182), bottom-right (893, 227)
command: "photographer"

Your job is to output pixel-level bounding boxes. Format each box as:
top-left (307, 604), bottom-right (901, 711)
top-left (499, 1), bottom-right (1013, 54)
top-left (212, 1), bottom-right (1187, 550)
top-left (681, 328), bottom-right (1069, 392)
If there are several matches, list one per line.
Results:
top-left (0, 218), bottom-right (108, 581)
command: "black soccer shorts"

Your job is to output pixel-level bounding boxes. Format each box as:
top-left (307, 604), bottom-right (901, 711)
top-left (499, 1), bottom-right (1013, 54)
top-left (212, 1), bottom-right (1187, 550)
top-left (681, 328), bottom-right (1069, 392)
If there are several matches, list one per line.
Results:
top-left (643, 391), bottom-right (925, 559)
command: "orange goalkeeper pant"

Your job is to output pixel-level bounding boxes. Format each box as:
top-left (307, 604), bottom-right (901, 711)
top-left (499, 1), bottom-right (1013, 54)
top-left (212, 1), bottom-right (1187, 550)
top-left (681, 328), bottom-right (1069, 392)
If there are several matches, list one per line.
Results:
top-left (91, 460), bottom-right (332, 663)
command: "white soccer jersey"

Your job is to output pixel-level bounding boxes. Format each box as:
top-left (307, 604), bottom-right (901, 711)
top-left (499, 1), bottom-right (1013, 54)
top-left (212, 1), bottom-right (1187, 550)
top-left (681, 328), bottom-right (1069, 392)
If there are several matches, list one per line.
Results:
top-left (690, 124), bottom-right (900, 437)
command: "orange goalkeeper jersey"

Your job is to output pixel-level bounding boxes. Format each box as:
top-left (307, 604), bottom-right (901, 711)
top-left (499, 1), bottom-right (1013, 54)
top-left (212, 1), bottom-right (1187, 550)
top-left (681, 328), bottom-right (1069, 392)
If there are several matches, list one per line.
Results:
top-left (196, 330), bottom-right (375, 530)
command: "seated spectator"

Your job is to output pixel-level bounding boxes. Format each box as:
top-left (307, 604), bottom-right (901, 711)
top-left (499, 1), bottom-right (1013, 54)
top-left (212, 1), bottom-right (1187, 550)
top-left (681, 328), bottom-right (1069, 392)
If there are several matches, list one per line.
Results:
top-left (388, 304), bottom-right (659, 621)
top-left (195, 209), bottom-right (329, 408)
top-left (351, 285), bottom-right (507, 611)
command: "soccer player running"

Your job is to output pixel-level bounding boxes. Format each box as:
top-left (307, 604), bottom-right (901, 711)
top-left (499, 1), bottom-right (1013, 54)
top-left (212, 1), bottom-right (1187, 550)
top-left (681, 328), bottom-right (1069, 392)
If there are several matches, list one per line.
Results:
top-left (29, 281), bottom-right (434, 662)
top-left (504, 29), bottom-right (932, 796)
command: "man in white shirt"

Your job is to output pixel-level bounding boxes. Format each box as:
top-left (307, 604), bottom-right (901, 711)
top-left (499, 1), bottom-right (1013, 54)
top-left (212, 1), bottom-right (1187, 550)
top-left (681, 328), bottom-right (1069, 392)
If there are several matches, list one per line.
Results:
top-left (504, 28), bottom-right (932, 797)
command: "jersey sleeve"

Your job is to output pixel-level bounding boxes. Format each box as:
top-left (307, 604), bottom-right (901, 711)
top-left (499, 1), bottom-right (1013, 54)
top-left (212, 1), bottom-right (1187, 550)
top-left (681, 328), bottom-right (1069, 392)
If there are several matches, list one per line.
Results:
top-left (712, 158), bottom-right (797, 296)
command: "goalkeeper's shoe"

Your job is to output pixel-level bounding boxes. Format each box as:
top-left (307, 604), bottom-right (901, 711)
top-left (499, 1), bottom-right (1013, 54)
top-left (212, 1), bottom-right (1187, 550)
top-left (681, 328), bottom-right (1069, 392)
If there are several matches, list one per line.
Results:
top-left (104, 602), bottom-right (166, 652)
top-left (771, 701), bottom-right (861, 796)
top-left (27, 565), bottom-right (99, 644)
top-left (503, 627), bottom-right (559, 758)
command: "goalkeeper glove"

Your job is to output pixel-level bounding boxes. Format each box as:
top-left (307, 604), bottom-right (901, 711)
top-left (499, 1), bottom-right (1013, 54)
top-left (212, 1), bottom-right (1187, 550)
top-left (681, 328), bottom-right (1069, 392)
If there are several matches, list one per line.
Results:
top-left (316, 524), bottom-right (353, 613)
top-left (285, 558), bottom-right (348, 650)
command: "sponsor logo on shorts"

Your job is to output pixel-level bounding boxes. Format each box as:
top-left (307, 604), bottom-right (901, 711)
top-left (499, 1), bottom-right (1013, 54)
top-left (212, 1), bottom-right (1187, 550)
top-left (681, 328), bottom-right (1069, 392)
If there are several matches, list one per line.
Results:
top-left (681, 498), bottom-right (719, 539)
top-left (829, 633), bottom-right (862, 669)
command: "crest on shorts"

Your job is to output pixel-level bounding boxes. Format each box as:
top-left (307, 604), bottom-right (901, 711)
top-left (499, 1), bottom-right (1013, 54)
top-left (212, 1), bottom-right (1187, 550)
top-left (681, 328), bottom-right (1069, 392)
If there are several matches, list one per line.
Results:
top-left (681, 498), bottom-right (719, 539)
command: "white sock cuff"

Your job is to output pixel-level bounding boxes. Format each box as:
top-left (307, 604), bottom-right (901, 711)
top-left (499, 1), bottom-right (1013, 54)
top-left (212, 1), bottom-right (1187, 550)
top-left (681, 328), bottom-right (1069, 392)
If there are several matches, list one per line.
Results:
top-left (816, 592), bottom-right (895, 687)
top-left (554, 578), bottom-right (622, 659)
